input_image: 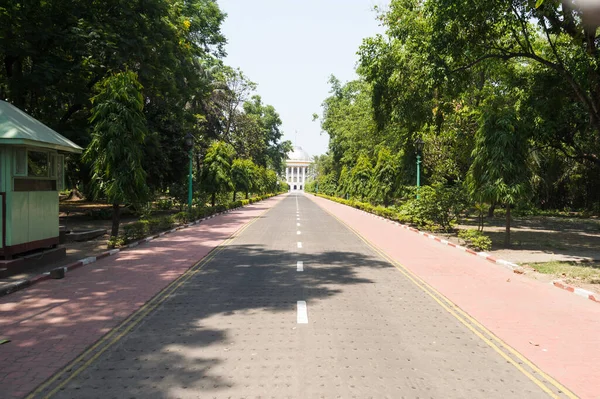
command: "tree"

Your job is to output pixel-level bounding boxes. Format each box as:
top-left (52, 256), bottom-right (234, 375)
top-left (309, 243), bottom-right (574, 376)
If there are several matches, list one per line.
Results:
top-left (393, 0), bottom-right (600, 164)
top-left (370, 147), bottom-right (400, 206)
top-left (468, 103), bottom-right (530, 247)
top-left (222, 68), bottom-right (257, 139)
top-left (83, 71), bottom-right (148, 237)
top-left (1, 0), bottom-right (228, 194)
top-left (350, 155), bottom-right (374, 201)
top-left (241, 95), bottom-right (292, 172)
top-left (202, 141), bottom-right (235, 207)
top-left (232, 158), bottom-right (254, 200)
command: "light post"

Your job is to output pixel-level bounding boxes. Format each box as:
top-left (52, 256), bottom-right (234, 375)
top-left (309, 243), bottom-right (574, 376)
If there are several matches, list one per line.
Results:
top-left (184, 133), bottom-right (194, 212)
top-left (414, 137), bottom-right (424, 199)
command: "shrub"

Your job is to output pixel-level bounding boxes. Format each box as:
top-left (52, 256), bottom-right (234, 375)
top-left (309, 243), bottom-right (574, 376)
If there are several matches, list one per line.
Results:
top-left (174, 211), bottom-right (191, 224)
top-left (146, 218), bottom-right (162, 234)
top-left (458, 229), bottom-right (492, 252)
top-left (122, 221), bottom-right (148, 243)
top-left (229, 200), bottom-right (243, 209)
top-left (155, 198), bottom-right (174, 210)
top-left (107, 235), bottom-right (126, 249)
top-left (400, 184), bottom-right (469, 231)
top-left (157, 215), bottom-right (175, 230)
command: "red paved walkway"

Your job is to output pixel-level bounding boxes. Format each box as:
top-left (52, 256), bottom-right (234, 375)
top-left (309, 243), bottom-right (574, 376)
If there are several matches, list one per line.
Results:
top-left (0, 197), bottom-right (282, 399)
top-left (309, 195), bottom-right (600, 399)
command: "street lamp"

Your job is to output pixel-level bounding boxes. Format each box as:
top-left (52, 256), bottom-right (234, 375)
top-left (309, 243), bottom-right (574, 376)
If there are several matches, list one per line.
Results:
top-left (414, 137), bottom-right (424, 199)
top-left (184, 133), bottom-right (194, 212)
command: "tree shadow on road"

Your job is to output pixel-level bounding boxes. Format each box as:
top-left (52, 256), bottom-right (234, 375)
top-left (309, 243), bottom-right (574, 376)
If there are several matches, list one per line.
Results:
top-left (50, 243), bottom-right (392, 397)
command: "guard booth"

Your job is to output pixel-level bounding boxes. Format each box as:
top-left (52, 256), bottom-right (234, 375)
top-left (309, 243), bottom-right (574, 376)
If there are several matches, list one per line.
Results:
top-left (0, 100), bottom-right (82, 259)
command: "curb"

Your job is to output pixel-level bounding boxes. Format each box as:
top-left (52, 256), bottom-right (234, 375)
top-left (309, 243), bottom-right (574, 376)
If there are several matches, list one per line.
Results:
top-left (313, 195), bottom-right (599, 305)
top-left (552, 280), bottom-right (599, 303)
top-left (0, 197), bottom-right (277, 298)
top-left (362, 211), bottom-right (526, 274)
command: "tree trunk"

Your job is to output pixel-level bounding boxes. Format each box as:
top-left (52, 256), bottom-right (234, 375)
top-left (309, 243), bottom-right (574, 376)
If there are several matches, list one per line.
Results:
top-left (111, 203), bottom-right (120, 238)
top-left (196, 153), bottom-right (202, 177)
top-left (211, 192), bottom-right (216, 208)
top-left (232, 191), bottom-right (236, 202)
top-left (504, 203), bottom-right (511, 247)
top-left (487, 202), bottom-right (496, 218)
top-left (245, 192), bottom-right (249, 200)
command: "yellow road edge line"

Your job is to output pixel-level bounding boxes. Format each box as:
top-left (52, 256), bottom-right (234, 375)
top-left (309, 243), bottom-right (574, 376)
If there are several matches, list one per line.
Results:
top-left (27, 202), bottom-right (272, 399)
top-left (311, 196), bottom-right (578, 399)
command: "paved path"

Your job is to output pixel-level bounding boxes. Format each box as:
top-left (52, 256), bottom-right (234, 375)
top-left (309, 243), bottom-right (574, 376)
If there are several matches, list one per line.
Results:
top-left (0, 197), bottom-right (282, 399)
top-left (11, 193), bottom-right (593, 398)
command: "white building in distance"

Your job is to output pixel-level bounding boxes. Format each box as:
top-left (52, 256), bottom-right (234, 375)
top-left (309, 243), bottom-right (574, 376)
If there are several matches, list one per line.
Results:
top-left (285, 146), bottom-right (312, 191)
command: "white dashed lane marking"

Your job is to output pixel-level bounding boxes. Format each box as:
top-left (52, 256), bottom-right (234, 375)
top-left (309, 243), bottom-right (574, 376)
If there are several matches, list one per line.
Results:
top-left (297, 301), bottom-right (308, 324)
top-left (297, 261), bottom-right (304, 272)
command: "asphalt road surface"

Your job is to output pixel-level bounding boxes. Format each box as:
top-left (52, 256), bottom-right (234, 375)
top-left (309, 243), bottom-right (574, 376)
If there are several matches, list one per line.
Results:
top-left (45, 193), bottom-right (557, 398)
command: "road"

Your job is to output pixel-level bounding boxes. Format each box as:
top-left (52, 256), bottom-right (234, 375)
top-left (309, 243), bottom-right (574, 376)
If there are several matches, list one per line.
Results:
top-left (36, 193), bottom-right (570, 398)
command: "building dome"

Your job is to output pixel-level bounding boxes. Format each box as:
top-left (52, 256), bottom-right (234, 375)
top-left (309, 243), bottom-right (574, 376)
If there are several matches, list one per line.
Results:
top-left (287, 146), bottom-right (312, 162)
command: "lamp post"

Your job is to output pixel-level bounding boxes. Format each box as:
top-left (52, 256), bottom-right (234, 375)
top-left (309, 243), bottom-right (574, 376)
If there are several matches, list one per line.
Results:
top-left (184, 133), bottom-right (194, 212)
top-left (414, 137), bottom-right (424, 199)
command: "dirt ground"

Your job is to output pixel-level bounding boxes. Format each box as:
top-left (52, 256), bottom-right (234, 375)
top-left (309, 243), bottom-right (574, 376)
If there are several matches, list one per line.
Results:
top-left (448, 215), bottom-right (600, 294)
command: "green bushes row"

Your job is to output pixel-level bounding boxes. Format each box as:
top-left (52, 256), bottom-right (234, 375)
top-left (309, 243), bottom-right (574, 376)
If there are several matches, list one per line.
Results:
top-left (315, 191), bottom-right (492, 251)
top-left (315, 194), bottom-right (412, 224)
top-left (108, 193), bottom-right (279, 248)
top-left (315, 183), bottom-right (468, 232)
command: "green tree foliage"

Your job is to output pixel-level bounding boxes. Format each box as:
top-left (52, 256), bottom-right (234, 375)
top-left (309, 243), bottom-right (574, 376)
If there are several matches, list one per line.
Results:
top-left (202, 141), bottom-right (235, 207)
top-left (468, 103), bottom-right (530, 246)
top-left (350, 155), bottom-right (373, 201)
top-left (0, 1), bottom-right (290, 208)
top-left (232, 158), bottom-right (254, 200)
top-left (83, 71), bottom-right (148, 237)
top-left (370, 147), bottom-right (400, 206)
top-left (402, 184), bottom-right (469, 232)
top-left (240, 95), bottom-right (292, 172)
top-left (311, 0), bottom-right (600, 228)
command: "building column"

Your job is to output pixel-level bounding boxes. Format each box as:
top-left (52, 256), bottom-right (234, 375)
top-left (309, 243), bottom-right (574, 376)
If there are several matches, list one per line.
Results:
top-left (302, 166), bottom-right (306, 187)
top-left (285, 167), bottom-right (288, 183)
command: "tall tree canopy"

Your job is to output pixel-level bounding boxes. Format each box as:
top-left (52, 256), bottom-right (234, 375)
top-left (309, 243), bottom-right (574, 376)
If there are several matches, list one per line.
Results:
top-left (309, 0), bottom-right (600, 243)
top-left (84, 71), bottom-right (148, 237)
top-left (0, 0), bottom-right (289, 206)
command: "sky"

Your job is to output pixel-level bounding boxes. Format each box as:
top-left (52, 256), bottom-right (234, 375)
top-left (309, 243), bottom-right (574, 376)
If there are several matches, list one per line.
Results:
top-left (217, 0), bottom-right (388, 157)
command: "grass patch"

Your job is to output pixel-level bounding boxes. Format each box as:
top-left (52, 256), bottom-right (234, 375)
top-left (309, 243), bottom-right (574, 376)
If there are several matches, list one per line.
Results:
top-left (528, 261), bottom-right (600, 284)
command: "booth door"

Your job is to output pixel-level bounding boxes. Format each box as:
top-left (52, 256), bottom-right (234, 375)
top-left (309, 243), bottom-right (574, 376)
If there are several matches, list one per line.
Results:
top-left (0, 150), bottom-right (3, 250)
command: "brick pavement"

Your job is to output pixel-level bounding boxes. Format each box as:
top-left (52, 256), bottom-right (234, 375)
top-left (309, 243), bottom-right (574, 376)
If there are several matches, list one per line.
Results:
top-left (0, 196), bottom-right (283, 399)
top-left (309, 194), bottom-right (600, 399)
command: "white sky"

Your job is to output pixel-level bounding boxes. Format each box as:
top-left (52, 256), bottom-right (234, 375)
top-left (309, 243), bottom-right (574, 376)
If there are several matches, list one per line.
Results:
top-left (218, 0), bottom-right (387, 157)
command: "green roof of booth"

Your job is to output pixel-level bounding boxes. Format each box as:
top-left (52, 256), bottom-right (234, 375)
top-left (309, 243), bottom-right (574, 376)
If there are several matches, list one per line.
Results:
top-left (0, 100), bottom-right (82, 153)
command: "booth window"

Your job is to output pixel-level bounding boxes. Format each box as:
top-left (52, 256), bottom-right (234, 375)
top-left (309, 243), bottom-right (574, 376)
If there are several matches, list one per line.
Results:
top-left (15, 149), bottom-right (27, 176)
top-left (50, 154), bottom-right (57, 178)
top-left (27, 151), bottom-right (49, 177)
top-left (57, 155), bottom-right (65, 191)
